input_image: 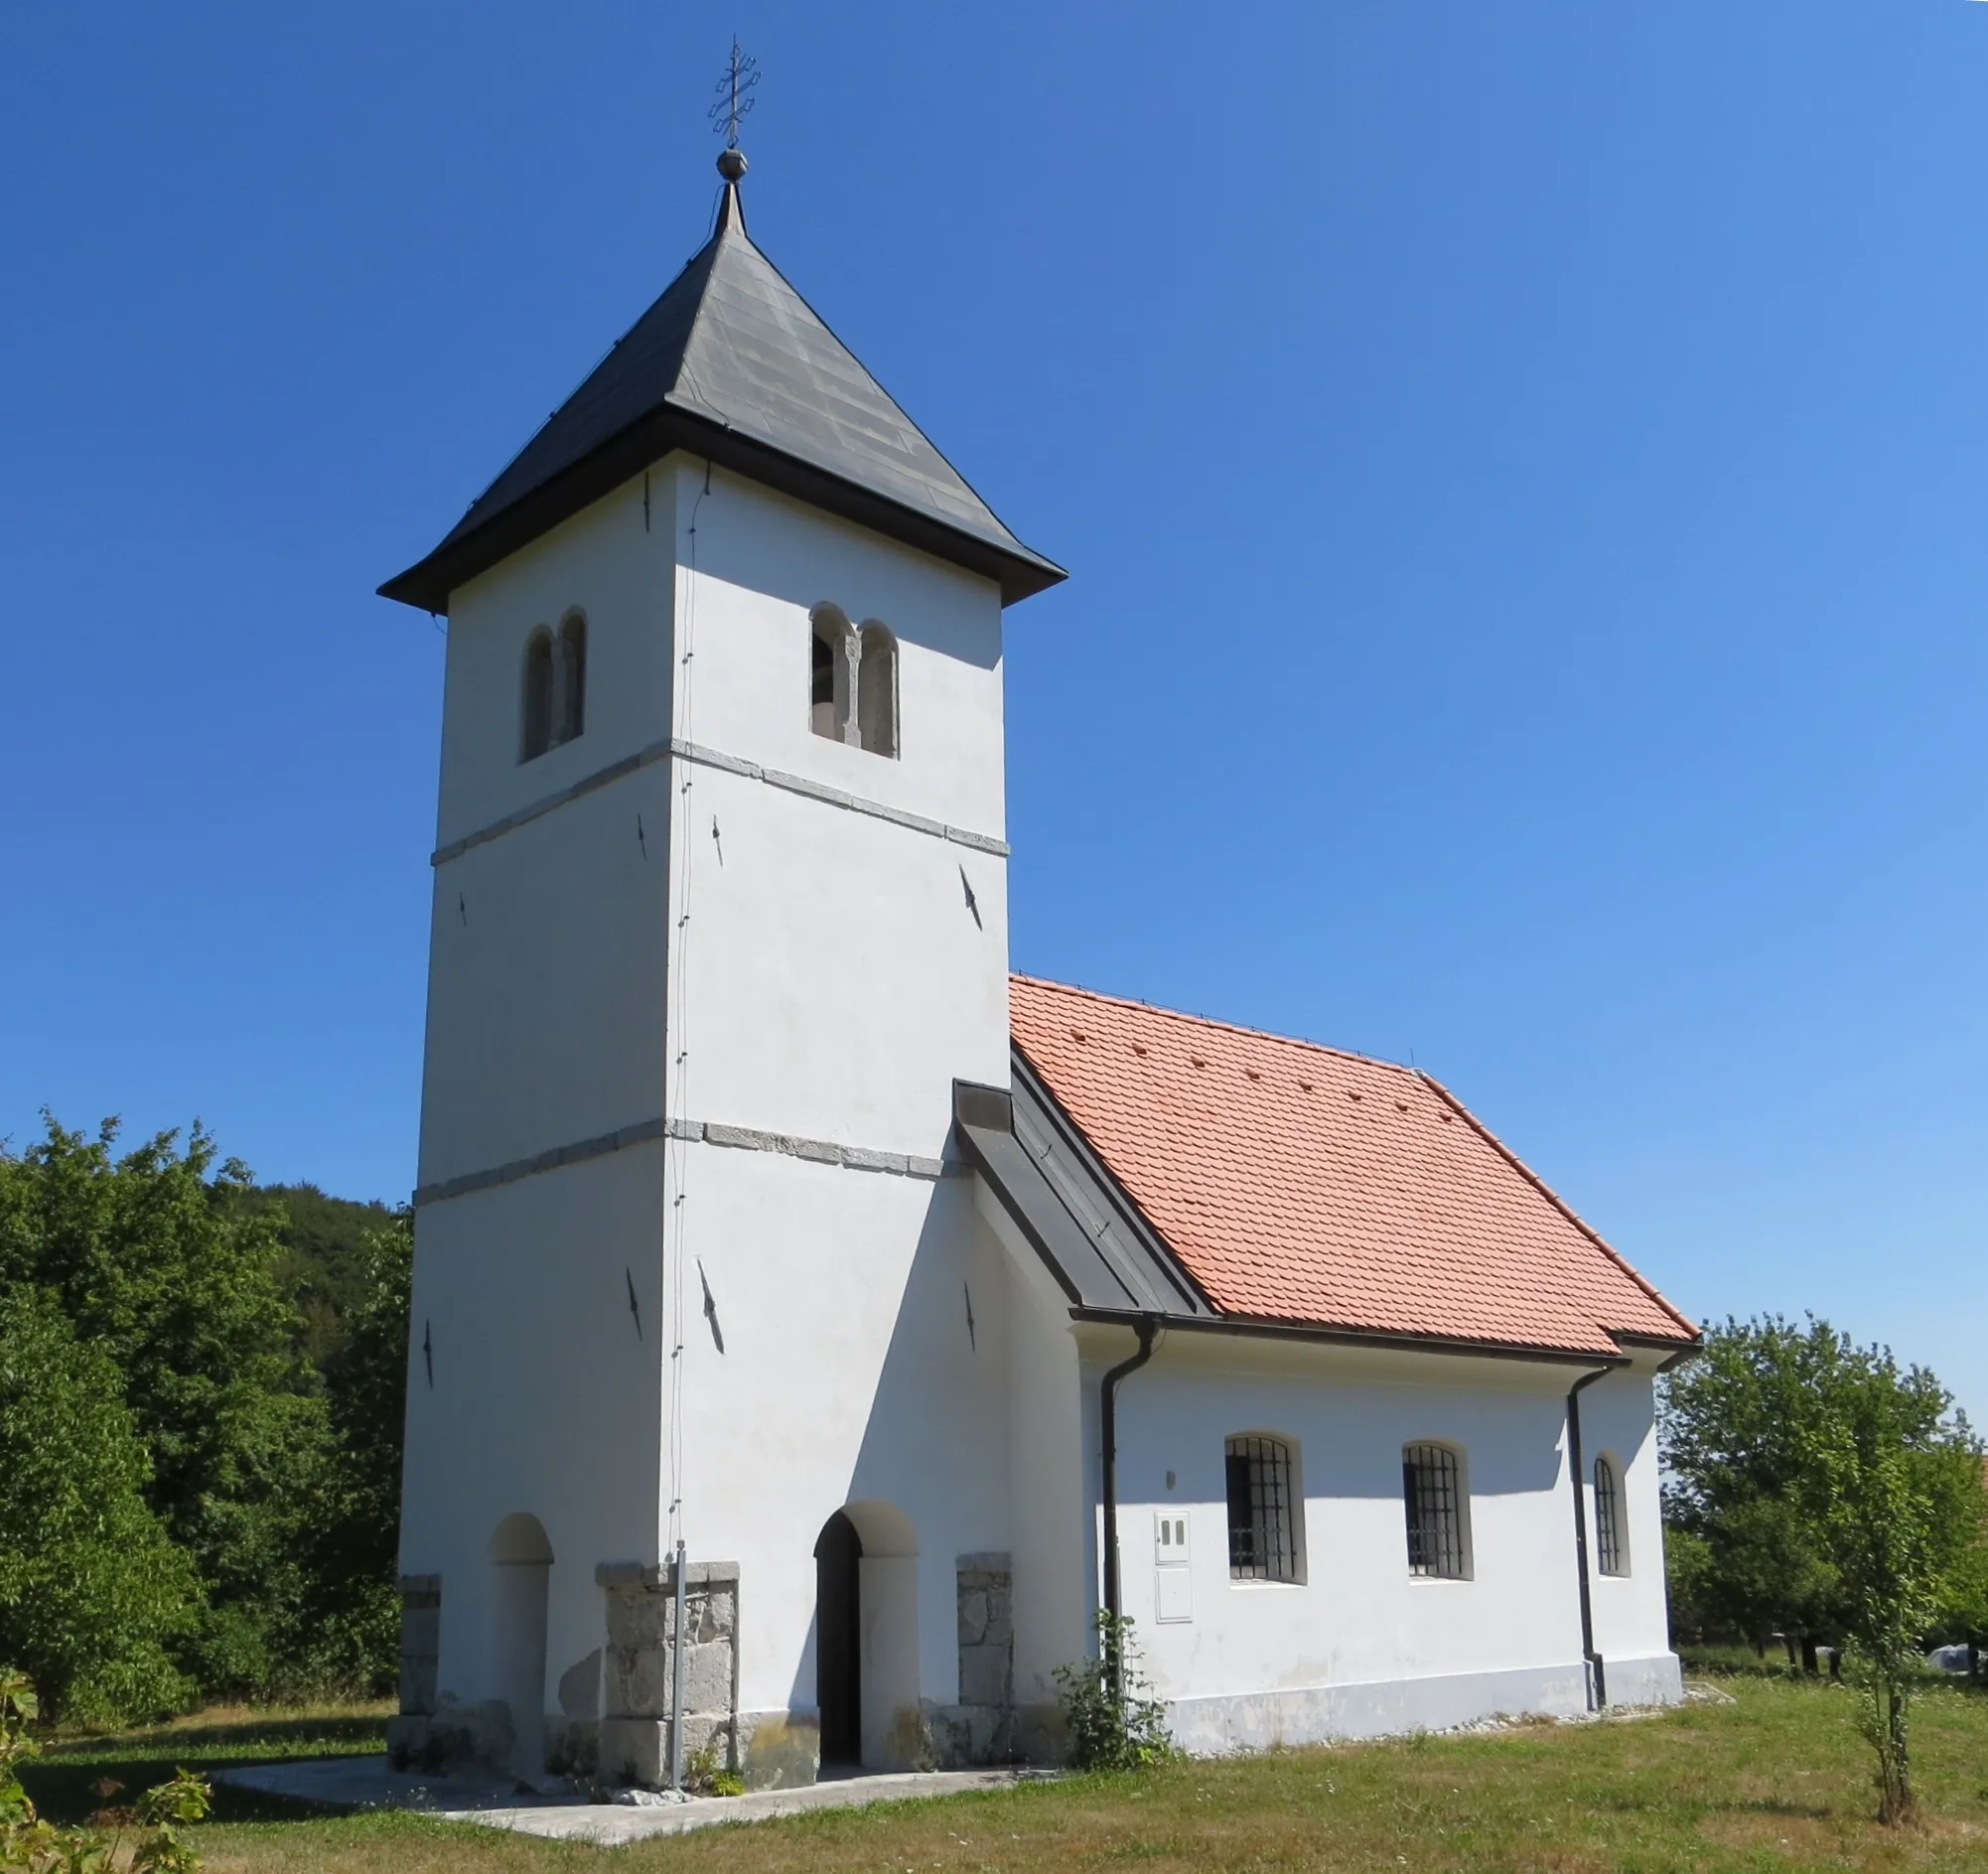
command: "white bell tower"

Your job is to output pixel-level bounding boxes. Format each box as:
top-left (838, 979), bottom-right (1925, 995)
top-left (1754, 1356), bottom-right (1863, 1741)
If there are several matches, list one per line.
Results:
top-left (380, 140), bottom-right (1063, 1787)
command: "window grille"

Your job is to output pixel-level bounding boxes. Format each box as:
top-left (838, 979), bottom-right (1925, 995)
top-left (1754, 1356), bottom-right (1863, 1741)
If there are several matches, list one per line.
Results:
top-left (1593, 1455), bottom-right (1626, 1575)
top-left (1225, 1435), bottom-right (1299, 1582)
top-left (1402, 1443), bottom-right (1468, 1578)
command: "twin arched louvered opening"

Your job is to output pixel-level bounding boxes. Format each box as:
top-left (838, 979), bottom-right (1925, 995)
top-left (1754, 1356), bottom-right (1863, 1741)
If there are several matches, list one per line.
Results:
top-left (809, 605), bottom-right (898, 757)
top-left (520, 612), bottom-right (587, 763)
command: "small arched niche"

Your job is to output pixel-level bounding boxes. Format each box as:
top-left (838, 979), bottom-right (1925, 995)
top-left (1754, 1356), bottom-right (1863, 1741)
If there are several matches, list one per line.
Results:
top-left (489, 1512), bottom-right (553, 1778)
top-left (857, 622), bottom-right (898, 759)
top-left (520, 630), bottom-right (555, 763)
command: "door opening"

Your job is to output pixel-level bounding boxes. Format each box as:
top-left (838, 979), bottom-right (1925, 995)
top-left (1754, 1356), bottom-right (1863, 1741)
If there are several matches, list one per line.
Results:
top-left (813, 1510), bottom-right (862, 1766)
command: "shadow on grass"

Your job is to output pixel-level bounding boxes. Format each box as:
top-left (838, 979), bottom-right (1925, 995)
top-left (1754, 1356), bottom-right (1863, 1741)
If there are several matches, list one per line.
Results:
top-left (21, 1713), bottom-right (388, 1828)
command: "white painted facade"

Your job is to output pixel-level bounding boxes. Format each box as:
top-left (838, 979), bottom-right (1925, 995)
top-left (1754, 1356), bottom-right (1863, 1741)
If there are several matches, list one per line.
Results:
top-left (396, 434), bottom-right (1683, 1788)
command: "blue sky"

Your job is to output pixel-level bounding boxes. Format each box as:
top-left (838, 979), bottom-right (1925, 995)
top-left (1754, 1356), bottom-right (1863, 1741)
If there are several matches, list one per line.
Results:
top-left (3, 1), bottom-right (1983, 1419)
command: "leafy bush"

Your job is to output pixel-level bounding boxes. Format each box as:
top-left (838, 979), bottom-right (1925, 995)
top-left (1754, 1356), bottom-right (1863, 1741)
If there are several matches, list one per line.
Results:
top-left (0, 1288), bottom-right (197, 1724)
top-left (0, 1119), bottom-right (335, 1695)
top-left (1053, 1612), bottom-right (1175, 1771)
top-left (0, 1670), bottom-right (211, 1872)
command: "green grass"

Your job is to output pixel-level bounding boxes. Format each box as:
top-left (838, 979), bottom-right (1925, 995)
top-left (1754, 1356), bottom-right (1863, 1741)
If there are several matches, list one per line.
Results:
top-left (21, 1676), bottom-right (1988, 1871)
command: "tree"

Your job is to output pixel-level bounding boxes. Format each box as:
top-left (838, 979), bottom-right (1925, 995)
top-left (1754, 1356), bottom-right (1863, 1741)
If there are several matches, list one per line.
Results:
top-left (1794, 1346), bottom-right (1982, 1825)
top-left (1663, 1314), bottom-right (1984, 1825)
top-left (0, 1287), bottom-right (197, 1723)
top-left (303, 1214), bottom-right (414, 1691)
top-left (1659, 1316), bottom-right (1848, 1658)
top-left (0, 1117), bottom-right (332, 1695)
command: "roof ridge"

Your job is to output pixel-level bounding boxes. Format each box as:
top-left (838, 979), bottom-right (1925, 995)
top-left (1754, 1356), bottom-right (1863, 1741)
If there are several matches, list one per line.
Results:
top-left (444, 230), bottom-right (727, 542)
top-left (1009, 972), bottom-right (1419, 1079)
top-left (1414, 1072), bottom-right (1699, 1344)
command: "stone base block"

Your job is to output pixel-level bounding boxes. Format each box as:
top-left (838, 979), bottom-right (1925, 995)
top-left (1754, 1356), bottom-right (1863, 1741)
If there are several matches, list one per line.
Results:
top-left (738, 1709), bottom-right (821, 1790)
top-left (927, 1702), bottom-right (1014, 1768)
top-left (545, 1716), bottom-right (598, 1778)
top-left (385, 1697), bottom-right (510, 1774)
top-left (597, 1715), bottom-right (738, 1790)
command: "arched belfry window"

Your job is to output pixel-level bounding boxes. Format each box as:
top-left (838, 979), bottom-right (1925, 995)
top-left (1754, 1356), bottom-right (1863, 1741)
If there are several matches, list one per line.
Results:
top-left (556, 612), bottom-right (587, 746)
top-left (520, 630), bottom-right (554, 763)
top-left (1402, 1442), bottom-right (1472, 1579)
top-left (1225, 1433), bottom-right (1303, 1583)
top-left (858, 623), bottom-right (899, 759)
top-left (809, 604), bottom-right (856, 744)
top-left (1594, 1454), bottom-right (1628, 1576)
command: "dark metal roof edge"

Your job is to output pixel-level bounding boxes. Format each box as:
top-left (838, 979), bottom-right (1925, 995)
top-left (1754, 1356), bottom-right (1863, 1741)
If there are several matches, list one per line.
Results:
top-left (1069, 1307), bottom-right (1636, 1370)
top-left (379, 405), bottom-right (1066, 614)
top-left (949, 1102), bottom-right (1085, 1309)
top-left (1009, 1048), bottom-right (1217, 1318)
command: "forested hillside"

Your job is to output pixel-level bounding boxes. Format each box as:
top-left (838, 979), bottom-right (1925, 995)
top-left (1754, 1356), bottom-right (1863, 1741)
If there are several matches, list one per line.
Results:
top-left (0, 1117), bottom-right (409, 1722)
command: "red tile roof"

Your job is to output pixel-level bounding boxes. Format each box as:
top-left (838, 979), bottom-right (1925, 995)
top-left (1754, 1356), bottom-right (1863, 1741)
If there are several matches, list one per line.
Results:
top-left (1009, 975), bottom-right (1695, 1358)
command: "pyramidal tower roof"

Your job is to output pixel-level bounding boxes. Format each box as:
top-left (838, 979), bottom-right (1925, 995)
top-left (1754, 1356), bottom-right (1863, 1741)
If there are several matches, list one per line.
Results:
top-left (380, 165), bottom-right (1065, 611)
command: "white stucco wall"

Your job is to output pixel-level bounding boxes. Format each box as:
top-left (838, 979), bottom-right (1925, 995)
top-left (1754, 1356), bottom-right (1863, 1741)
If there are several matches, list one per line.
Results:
top-left (400, 1146), bottom-right (667, 1724)
top-left (435, 474), bottom-right (678, 852)
top-left (670, 1155), bottom-right (1013, 1727)
top-left (1577, 1361), bottom-right (1678, 1699)
top-left (403, 451), bottom-right (1022, 1768)
top-left (1082, 1329), bottom-right (1679, 1749)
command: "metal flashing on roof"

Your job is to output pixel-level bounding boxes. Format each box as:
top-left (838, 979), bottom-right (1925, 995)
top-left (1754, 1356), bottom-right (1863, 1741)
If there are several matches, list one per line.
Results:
top-left (380, 182), bottom-right (1065, 612)
top-left (952, 1068), bottom-right (1215, 1323)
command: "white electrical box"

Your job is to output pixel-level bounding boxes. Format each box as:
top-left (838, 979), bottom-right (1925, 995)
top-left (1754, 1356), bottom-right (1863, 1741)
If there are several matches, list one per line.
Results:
top-left (1154, 1512), bottom-right (1193, 1623)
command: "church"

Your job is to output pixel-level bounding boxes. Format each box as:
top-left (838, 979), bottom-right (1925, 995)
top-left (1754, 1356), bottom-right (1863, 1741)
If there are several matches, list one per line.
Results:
top-left (376, 138), bottom-right (1698, 1791)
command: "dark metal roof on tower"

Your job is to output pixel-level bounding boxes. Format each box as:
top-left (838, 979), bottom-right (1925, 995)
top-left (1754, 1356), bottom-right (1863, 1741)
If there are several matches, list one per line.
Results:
top-left (379, 133), bottom-right (1065, 612)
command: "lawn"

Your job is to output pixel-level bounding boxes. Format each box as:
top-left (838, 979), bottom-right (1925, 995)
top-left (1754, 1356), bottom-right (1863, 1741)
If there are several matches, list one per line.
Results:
top-left (21, 1674), bottom-right (1988, 1872)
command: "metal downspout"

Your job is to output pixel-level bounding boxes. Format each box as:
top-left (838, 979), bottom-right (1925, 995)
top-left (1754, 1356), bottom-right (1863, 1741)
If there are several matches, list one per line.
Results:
top-left (1099, 1318), bottom-right (1159, 1699)
top-left (1566, 1367), bottom-right (1612, 1711)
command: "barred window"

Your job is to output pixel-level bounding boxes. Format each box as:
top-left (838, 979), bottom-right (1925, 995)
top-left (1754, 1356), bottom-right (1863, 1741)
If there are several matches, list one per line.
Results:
top-left (1402, 1443), bottom-right (1470, 1579)
top-left (1225, 1434), bottom-right (1302, 1583)
top-left (1594, 1454), bottom-right (1627, 1576)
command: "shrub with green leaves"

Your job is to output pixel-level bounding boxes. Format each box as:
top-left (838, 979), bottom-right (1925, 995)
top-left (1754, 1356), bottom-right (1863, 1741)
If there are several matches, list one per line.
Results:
top-left (0, 1118), bottom-right (334, 1698)
top-left (0, 1671), bottom-right (210, 1872)
top-left (1053, 1612), bottom-right (1175, 1772)
top-left (0, 1288), bottom-right (197, 1724)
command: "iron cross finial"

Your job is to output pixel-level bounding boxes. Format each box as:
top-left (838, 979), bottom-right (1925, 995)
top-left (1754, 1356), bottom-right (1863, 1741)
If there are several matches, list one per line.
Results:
top-left (709, 37), bottom-right (760, 152)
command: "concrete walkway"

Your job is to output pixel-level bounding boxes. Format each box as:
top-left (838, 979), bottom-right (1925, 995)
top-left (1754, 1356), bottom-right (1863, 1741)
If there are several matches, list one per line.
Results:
top-left (217, 1755), bottom-right (1040, 1844)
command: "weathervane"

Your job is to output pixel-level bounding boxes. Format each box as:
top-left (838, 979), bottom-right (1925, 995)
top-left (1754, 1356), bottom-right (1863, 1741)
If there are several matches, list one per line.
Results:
top-left (710, 37), bottom-right (760, 180)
